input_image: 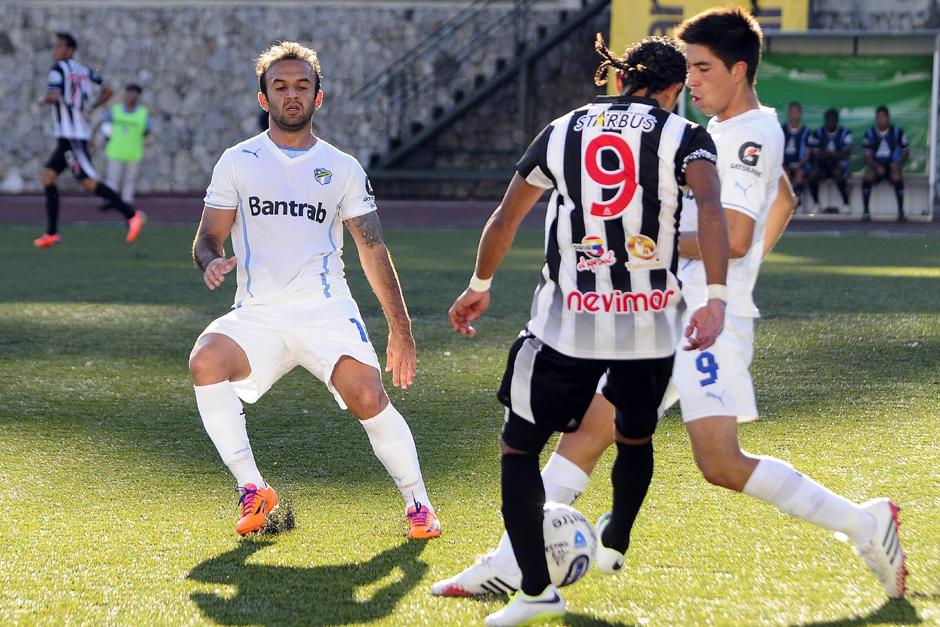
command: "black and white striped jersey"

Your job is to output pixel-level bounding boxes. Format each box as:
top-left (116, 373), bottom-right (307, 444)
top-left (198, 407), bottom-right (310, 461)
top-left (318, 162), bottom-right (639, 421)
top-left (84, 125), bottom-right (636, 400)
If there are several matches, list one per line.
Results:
top-left (516, 94), bottom-right (717, 360)
top-left (46, 59), bottom-right (105, 140)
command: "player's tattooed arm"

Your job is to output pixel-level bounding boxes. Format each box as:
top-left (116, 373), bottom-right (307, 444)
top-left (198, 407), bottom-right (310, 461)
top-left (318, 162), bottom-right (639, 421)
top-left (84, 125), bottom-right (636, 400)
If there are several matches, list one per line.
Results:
top-left (346, 212), bottom-right (416, 388)
top-left (346, 212), bottom-right (385, 248)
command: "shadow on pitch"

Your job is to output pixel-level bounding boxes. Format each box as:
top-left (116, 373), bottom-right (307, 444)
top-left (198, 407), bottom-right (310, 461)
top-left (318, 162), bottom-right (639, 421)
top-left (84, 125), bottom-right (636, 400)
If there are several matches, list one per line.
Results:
top-left (188, 538), bottom-right (427, 625)
top-left (795, 597), bottom-right (921, 626)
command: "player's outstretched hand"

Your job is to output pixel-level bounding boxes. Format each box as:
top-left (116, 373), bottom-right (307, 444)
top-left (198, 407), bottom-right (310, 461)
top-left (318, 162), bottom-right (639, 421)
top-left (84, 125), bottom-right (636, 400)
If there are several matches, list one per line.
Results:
top-left (386, 330), bottom-right (416, 390)
top-left (204, 256), bottom-right (238, 290)
top-left (448, 288), bottom-right (491, 337)
top-left (683, 299), bottom-right (725, 351)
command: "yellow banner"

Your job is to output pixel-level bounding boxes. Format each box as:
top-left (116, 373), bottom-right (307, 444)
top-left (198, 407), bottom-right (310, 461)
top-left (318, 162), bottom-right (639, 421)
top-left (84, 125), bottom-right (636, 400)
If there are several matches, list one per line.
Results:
top-left (609, 0), bottom-right (809, 93)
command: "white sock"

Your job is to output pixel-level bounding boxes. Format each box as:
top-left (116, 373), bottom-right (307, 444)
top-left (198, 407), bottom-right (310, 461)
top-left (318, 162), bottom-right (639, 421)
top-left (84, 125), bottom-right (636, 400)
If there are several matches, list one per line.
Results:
top-left (542, 453), bottom-right (590, 505)
top-left (743, 456), bottom-right (874, 545)
top-left (488, 453), bottom-right (590, 575)
top-left (360, 403), bottom-right (432, 512)
top-left (194, 381), bottom-right (265, 487)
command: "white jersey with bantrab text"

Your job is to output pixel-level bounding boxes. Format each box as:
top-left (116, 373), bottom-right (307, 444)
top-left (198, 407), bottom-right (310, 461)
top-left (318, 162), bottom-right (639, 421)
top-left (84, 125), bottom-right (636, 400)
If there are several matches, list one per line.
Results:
top-left (204, 132), bottom-right (377, 308)
top-left (46, 59), bottom-right (104, 140)
top-left (517, 95), bottom-right (717, 360)
top-left (678, 106), bottom-right (784, 317)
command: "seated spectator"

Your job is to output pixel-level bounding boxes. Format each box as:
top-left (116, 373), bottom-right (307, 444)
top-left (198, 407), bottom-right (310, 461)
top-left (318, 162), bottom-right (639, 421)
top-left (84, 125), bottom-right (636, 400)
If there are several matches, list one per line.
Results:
top-left (781, 101), bottom-right (810, 206)
top-left (807, 108), bottom-right (852, 211)
top-left (862, 105), bottom-right (909, 222)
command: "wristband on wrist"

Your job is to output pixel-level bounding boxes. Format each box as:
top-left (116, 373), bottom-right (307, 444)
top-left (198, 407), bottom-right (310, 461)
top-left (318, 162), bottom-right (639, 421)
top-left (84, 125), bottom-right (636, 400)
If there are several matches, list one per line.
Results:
top-left (706, 283), bottom-right (727, 302)
top-left (468, 273), bottom-right (492, 292)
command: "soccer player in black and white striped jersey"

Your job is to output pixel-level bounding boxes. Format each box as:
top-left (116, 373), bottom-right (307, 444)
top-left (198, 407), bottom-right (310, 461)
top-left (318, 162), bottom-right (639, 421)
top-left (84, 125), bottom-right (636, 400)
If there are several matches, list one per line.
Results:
top-left (447, 35), bottom-right (730, 625)
top-left (34, 33), bottom-right (144, 248)
top-left (439, 8), bottom-right (907, 611)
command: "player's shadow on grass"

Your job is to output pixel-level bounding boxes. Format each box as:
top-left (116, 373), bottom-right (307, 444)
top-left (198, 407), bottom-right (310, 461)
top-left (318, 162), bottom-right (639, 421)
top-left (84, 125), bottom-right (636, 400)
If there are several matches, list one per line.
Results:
top-left (188, 538), bottom-right (427, 625)
top-left (796, 597), bottom-right (921, 626)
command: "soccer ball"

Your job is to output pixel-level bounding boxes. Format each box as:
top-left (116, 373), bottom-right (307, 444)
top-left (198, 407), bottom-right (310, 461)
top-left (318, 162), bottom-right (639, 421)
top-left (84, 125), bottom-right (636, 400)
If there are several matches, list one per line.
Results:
top-left (543, 502), bottom-right (597, 587)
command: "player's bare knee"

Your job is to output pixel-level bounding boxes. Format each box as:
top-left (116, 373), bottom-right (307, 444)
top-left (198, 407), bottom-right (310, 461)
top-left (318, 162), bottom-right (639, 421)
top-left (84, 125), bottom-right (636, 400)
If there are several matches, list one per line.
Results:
top-left (697, 459), bottom-right (735, 489)
top-left (349, 383), bottom-right (389, 419)
top-left (189, 343), bottom-right (235, 385)
top-left (79, 178), bottom-right (96, 192)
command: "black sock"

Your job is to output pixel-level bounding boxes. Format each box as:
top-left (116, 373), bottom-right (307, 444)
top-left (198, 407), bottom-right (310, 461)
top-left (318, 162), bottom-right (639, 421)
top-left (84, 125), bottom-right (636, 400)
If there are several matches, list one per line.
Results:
top-left (94, 182), bottom-right (134, 219)
top-left (44, 184), bottom-right (60, 235)
top-left (808, 181), bottom-right (819, 204)
top-left (862, 181), bottom-right (872, 213)
top-left (894, 181), bottom-right (905, 215)
top-left (602, 440), bottom-right (654, 554)
top-left (837, 179), bottom-right (849, 205)
top-left (502, 453), bottom-right (550, 595)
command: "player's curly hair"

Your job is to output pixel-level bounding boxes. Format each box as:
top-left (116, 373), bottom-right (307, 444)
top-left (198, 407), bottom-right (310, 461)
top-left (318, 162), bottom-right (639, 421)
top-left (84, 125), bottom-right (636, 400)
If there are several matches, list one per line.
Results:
top-left (593, 33), bottom-right (686, 96)
top-left (256, 41), bottom-right (322, 96)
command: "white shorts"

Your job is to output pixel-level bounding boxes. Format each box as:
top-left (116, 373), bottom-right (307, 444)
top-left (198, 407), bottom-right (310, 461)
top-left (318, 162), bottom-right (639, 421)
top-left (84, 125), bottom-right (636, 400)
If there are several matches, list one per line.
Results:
top-left (672, 312), bottom-right (757, 422)
top-left (196, 295), bottom-right (380, 409)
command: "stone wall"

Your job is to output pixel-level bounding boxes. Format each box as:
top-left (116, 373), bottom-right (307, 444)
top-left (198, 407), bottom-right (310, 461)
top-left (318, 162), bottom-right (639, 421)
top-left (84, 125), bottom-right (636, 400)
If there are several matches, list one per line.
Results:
top-left (0, 1), bottom-right (573, 196)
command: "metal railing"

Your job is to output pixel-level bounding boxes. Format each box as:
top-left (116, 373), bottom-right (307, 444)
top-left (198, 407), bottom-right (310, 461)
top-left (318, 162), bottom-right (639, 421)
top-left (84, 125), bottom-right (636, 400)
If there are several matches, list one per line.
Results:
top-left (351, 0), bottom-right (536, 158)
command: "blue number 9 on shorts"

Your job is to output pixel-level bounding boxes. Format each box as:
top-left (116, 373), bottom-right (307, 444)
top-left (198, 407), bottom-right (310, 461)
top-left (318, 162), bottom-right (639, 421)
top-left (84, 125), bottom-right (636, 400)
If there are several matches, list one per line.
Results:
top-left (696, 351), bottom-right (719, 387)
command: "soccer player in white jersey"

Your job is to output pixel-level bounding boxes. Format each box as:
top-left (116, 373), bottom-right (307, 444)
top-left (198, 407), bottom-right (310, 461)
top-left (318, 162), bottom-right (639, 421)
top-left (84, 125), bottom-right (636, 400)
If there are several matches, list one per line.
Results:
top-left (435, 7), bottom-right (907, 605)
top-left (34, 33), bottom-right (144, 249)
top-left (188, 42), bottom-right (440, 540)
top-left (447, 34), bottom-right (730, 625)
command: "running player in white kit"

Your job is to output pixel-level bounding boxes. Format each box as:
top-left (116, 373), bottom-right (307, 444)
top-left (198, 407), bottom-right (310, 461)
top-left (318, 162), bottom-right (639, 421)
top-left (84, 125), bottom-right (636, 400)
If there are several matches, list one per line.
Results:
top-left (188, 42), bottom-right (440, 540)
top-left (434, 7), bottom-right (907, 603)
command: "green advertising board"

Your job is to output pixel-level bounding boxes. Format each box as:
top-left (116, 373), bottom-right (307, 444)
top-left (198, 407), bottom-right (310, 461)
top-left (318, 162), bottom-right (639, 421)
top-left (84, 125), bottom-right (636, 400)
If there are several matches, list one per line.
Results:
top-left (685, 53), bottom-right (933, 174)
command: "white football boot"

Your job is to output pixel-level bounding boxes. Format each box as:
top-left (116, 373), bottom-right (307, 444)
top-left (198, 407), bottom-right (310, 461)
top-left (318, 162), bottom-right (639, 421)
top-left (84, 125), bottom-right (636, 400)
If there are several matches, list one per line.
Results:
top-left (593, 512), bottom-right (626, 575)
top-left (849, 498), bottom-right (908, 598)
top-left (484, 585), bottom-right (566, 626)
top-left (431, 552), bottom-right (521, 597)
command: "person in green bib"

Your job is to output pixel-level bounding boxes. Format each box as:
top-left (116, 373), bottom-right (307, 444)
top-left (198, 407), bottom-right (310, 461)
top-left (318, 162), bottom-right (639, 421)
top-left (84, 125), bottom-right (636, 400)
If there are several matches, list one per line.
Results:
top-left (97, 83), bottom-right (150, 206)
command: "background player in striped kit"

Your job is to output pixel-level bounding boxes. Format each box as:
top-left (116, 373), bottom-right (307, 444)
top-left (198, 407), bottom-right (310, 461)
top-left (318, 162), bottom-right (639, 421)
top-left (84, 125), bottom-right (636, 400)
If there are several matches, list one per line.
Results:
top-left (861, 105), bottom-right (909, 221)
top-left (447, 34), bottom-right (730, 626)
top-left (188, 42), bottom-right (440, 540)
top-left (781, 101), bottom-right (810, 207)
top-left (35, 33), bottom-right (144, 249)
top-left (807, 107), bottom-right (853, 212)
top-left (438, 7), bottom-right (906, 605)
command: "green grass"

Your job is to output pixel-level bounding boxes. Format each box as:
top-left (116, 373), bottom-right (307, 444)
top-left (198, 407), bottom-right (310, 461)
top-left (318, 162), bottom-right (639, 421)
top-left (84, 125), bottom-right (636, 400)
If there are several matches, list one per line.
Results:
top-left (0, 224), bottom-right (937, 625)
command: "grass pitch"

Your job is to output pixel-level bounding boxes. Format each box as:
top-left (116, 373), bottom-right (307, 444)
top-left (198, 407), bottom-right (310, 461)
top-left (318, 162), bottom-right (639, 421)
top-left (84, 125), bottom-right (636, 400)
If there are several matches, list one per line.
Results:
top-left (0, 223), bottom-right (937, 625)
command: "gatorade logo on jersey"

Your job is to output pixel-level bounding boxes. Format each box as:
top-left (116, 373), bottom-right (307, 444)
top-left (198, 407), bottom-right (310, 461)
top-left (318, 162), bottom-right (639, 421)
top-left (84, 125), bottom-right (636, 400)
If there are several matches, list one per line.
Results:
top-left (363, 176), bottom-right (376, 208)
top-left (738, 142), bottom-right (762, 166)
top-left (732, 141), bottom-right (763, 176)
top-left (248, 196), bottom-right (327, 223)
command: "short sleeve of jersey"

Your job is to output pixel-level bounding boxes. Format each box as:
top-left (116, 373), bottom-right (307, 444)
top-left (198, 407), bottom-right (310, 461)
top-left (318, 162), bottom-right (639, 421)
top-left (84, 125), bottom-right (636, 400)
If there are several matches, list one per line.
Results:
top-left (516, 124), bottom-right (555, 189)
top-left (718, 125), bottom-right (770, 220)
top-left (674, 124), bottom-right (717, 187)
top-left (204, 151), bottom-right (238, 210)
top-left (89, 69), bottom-right (104, 86)
top-left (806, 130), bottom-right (820, 149)
top-left (339, 159), bottom-right (378, 221)
top-left (47, 67), bottom-right (63, 91)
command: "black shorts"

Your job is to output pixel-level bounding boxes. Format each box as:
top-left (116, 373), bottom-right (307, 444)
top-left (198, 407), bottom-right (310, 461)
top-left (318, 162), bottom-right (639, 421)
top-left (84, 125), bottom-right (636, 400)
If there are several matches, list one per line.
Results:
top-left (868, 159), bottom-right (899, 183)
top-left (497, 330), bottom-right (674, 453)
top-left (44, 138), bottom-right (97, 180)
top-left (814, 158), bottom-right (848, 180)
